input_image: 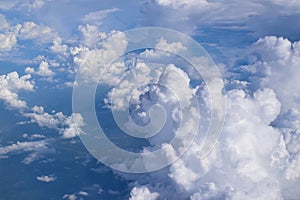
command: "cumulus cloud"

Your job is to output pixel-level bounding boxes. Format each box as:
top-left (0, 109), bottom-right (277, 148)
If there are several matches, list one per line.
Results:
top-left (1, 2), bottom-right (300, 200)
top-left (247, 36), bottom-right (300, 111)
top-left (24, 106), bottom-right (84, 139)
top-left (0, 71), bottom-right (34, 108)
top-left (0, 24), bottom-right (20, 51)
top-left (63, 194), bottom-right (77, 200)
top-left (118, 36), bottom-right (300, 199)
top-left (36, 174), bottom-right (56, 182)
top-left (122, 87), bottom-right (291, 199)
top-left (19, 21), bottom-right (58, 43)
top-left (49, 36), bottom-right (68, 55)
top-left (25, 60), bottom-right (54, 77)
top-left (129, 186), bottom-right (159, 200)
top-left (0, 140), bottom-right (49, 163)
top-left (0, 70), bottom-right (83, 139)
top-left (155, 37), bottom-right (187, 54)
top-left (77, 24), bottom-right (108, 49)
top-left (74, 29), bottom-right (128, 83)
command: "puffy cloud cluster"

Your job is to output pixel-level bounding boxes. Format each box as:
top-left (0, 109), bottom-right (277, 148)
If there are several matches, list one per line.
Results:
top-left (124, 36), bottom-right (300, 199)
top-left (19, 21), bottom-right (57, 42)
top-left (73, 29), bottom-right (128, 84)
top-left (0, 19), bottom-right (66, 59)
top-left (0, 24), bottom-right (20, 51)
top-left (247, 36), bottom-right (300, 111)
top-left (25, 60), bottom-right (54, 77)
top-left (1, 2), bottom-right (300, 199)
top-left (24, 106), bottom-right (84, 139)
top-left (0, 140), bottom-right (48, 157)
top-left (129, 186), bottom-right (160, 200)
top-left (0, 71), bottom-right (34, 108)
top-left (0, 140), bottom-right (50, 164)
top-left (170, 88), bottom-right (283, 197)
top-left (0, 69), bottom-right (83, 141)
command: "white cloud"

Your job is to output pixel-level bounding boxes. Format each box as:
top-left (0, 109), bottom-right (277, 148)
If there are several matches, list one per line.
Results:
top-left (142, 0), bottom-right (300, 40)
top-left (247, 36), bottom-right (300, 112)
top-left (0, 24), bottom-right (20, 51)
top-left (129, 186), bottom-right (159, 200)
top-left (74, 30), bottom-right (128, 83)
top-left (49, 36), bottom-right (68, 55)
top-left (36, 174), bottom-right (56, 183)
top-left (77, 24), bottom-right (108, 49)
top-left (0, 3), bottom-right (299, 200)
top-left (120, 36), bottom-right (300, 199)
top-left (82, 8), bottom-right (119, 26)
top-left (0, 140), bottom-right (49, 159)
top-left (156, 0), bottom-right (209, 9)
top-left (24, 106), bottom-right (84, 139)
top-left (126, 87), bottom-right (286, 199)
top-left (19, 21), bottom-right (57, 43)
top-left (24, 106), bottom-right (65, 129)
top-left (23, 133), bottom-right (46, 140)
top-left (63, 194), bottom-right (77, 200)
top-left (78, 191), bottom-right (88, 196)
top-left (0, 0), bottom-right (49, 10)
top-left (0, 14), bottom-right (9, 31)
top-left (0, 71), bottom-right (34, 108)
top-left (25, 61), bottom-right (54, 77)
top-left (62, 113), bottom-right (84, 139)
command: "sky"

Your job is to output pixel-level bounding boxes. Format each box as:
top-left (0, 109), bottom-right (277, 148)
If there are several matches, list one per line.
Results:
top-left (0, 0), bottom-right (300, 199)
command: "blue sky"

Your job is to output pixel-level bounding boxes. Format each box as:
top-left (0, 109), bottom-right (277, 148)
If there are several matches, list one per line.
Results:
top-left (0, 0), bottom-right (300, 199)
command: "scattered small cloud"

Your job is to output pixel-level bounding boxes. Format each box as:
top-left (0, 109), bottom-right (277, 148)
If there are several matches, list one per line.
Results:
top-left (82, 8), bottom-right (119, 26)
top-left (36, 174), bottom-right (56, 183)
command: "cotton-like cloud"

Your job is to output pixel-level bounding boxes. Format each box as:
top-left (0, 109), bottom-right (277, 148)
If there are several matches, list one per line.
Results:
top-left (24, 106), bottom-right (84, 139)
top-left (247, 36), bottom-right (300, 112)
top-left (77, 24), bottom-right (108, 49)
top-left (122, 87), bottom-right (289, 199)
top-left (25, 60), bottom-right (54, 77)
top-left (36, 174), bottom-right (56, 182)
top-left (74, 29), bottom-right (128, 84)
top-left (0, 140), bottom-right (49, 161)
top-left (0, 71), bottom-right (34, 108)
top-left (155, 37), bottom-right (187, 54)
top-left (0, 69), bottom-right (83, 138)
top-left (119, 36), bottom-right (300, 199)
top-left (19, 21), bottom-right (58, 43)
top-left (129, 186), bottom-right (159, 200)
top-left (0, 24), bottom-right (20, 51)
top-left (63, 194), bottom-right (77, 200)
top-left (0, 17), bottom-right (66, 58)
top-left (49, 37), bottom-right (68, 55)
